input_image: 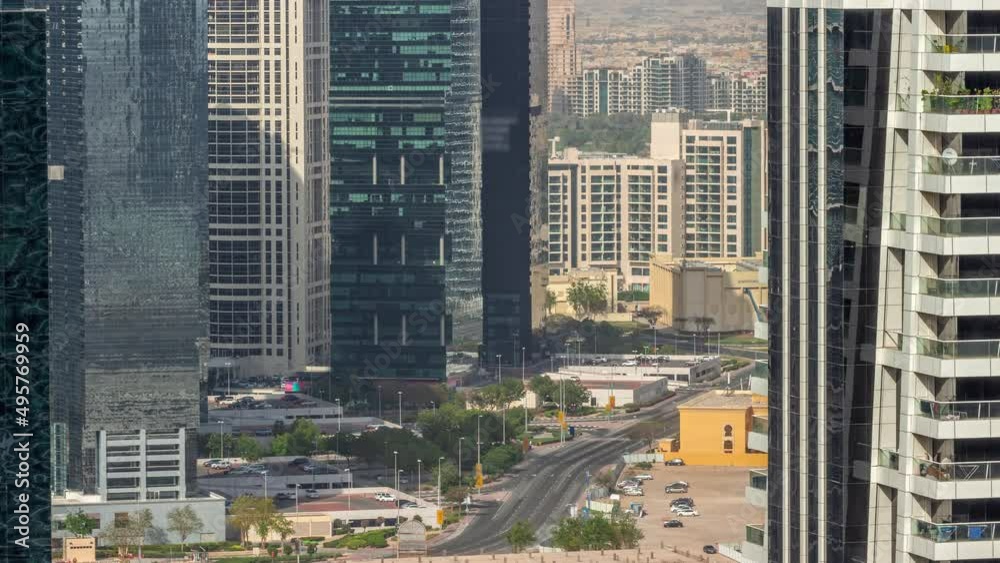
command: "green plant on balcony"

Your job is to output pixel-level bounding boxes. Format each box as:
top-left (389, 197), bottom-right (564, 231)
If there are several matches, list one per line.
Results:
top-left (978, 88), bottom-right (995, 113)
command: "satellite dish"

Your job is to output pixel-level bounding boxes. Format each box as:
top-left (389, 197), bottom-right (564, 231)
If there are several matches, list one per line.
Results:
top-left (942, 148), bottom-right (959, 166)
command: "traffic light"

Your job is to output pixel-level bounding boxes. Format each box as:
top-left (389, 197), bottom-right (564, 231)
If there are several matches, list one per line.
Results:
top-left (474, 463), bottom-right (484, 488)
top-left (558, 410), bottom-right (567, 429)
top-left (608, 395), bottom-right (616, 410)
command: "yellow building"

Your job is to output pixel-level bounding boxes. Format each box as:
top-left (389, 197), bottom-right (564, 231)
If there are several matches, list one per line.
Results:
top-left (649, 255), bottom-right (767, 333)
top-left (673, 390), bottom-right (767, 467)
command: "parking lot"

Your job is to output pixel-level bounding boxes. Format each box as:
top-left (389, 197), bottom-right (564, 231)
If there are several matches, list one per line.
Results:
top-left (619, 463), bottom-right (765, 554)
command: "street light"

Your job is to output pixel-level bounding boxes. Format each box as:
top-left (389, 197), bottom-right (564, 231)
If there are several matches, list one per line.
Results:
top-left (378, 385), bottom-right (383, 419)
top-left (476, 414), bottom-right (482, 494)
top-left (345, 468), bottom-right (353, 513)
top-left (393, 450), bottom-right (398, 492)
top-left (436, 456), bottom-right (444, 507)
top-left (217, 420), bottom-right (225, 461)
top-left (430, 401), bottom-right (436, 414)
top-left (417, 459), bottom-right (422, 501)
top-left (497, 354), bottom-right (505, 443)
top-left (458, 437), bottom-right (465, 485)
top-left (397, 391), bottom-right (403, 428)
top-left (295, 483), bottom-right (300, 515)
top-left (521, 346), bottom-right (527, 436)
top-left (262, 470), bottom-right (269, 498)
top-left (335, 398), bottom-right (342, 463)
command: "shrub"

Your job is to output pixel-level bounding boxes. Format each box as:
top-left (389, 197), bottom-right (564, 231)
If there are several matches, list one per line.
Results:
top-left (623, 403), bottom-right (640, 413)
top-left (325, 528), bottom-right (395, 549)
top-left (632, 461), bottom-right (653, 470)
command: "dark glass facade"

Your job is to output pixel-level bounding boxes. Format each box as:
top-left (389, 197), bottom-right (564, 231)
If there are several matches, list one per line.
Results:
top-left (43, 0), bottom-right (208, 494)
top-left (480, 0), bottom-right (533, 362)
top-left (0, 8), bottom-right (50, 559)
top-left (329, 0), bottom-right (453, 380)
top-left (767, 7), bottom-right (888, 563)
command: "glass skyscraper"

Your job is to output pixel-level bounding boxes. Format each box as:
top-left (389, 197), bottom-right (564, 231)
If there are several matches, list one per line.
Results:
top-left (329, 0), bottom-right (456, 380)
top-left (42, 0), bottom-right (208, 497)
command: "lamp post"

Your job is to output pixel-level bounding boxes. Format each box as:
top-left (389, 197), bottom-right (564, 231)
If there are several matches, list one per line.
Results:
top-left (430, 401), bottom-right (436, 414)
top-left (393, 450), bottom-right (398, 492)
top-left (345, 469), bottom-right (352, 513)
top-left (458, 437), bottom-right (465, 485)
top-left (217, 420), bottom-right (225, 461)
top-left (262, 470), bottom-right (268, 498)
top-left (497, 354), bottom-right (505, 443)
top-left (437, 456), bottom-right (444, 507)
top-left (417, 459), bottom-right (422, 501)
top-left (521, 346), bottom-right (527, 436)
top-left (476, 415), bottom-right (482, 494)
top-left (335, 398), bottom-right (342, 463)
top-left (295, 483), bottom-right (300, 515)
top-left (378, 385), bottom-right (383, 419)
top-left (397, 391), bottom-right (403, 428)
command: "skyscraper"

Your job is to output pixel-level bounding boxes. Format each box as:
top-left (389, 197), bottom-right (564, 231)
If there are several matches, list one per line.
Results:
top-left (329, 0), bottom-right (455, 380)
top-left (481, 0), bottom-right (533, 362)
top-left (44, 0), bottom-right (208, 497)
top-left (207, 0), bottom-right (331, 377)
top-left (1, 7), bottom-right (50, 558)
top-left (765, 3), bottom-right (1000, 562)
top-left (546, 0), bottom-right (576, 114)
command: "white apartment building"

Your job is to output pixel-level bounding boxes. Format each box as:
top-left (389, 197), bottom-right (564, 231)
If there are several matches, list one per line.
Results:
top-left (569, 54), bottom-right (708, 117)
top-left (547, 0), bottom-right (579, 114)
top-left (207, 0), bottom-right (331, 377)
top-left (708, 72), bottom-right (767, 116)
top-left (546, 147), bottom-right (686, 291)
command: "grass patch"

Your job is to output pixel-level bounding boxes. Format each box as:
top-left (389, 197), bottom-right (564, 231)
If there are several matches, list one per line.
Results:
top-left (213, 556), bottom-right (331, 563)
top-left (720, 334), bottom-right (767, 346)
top-left (324, 528), bottom-right (395, 550)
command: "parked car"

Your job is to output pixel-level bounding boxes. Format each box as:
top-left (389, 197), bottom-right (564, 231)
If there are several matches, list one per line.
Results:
top-left (621, 488), bottom-right (644, 497)
top-left (664, 484), bottom-right (689, 493)
top-left (276, 492), bottom-right (295, 500)
top-left (665, 458), bottom-right (685, 466)
top-left (302, 464), bottom-right (316, 472)
top-left (618, 480), bottom-right (640, 489)
top-left (676, 509), bottom-right (700, 517)
top-left (662, 520), bottom-right (684, 528)
top-left (305, 489), bottom-right (320, 499)
top-left (400, 501), bottom-right (419, 509)
top-left (633, 474), bottom-right (654, 481)
top-left (289, 457), bottom-right (310, 466)
top-left (374, 492), bottom-right (397, 502)
top-left (203, 459), bottom-right (222, 467)
top-left (669, 505), bottom-right (692, 514)
top-left (703, 545), bottom-right (718, 554)
top-left (671, 497), bottom-right (695, 506)
top-left (623, 360), bottom-right (638, 367)
top-left (209, 461), bottom-right (231, 470)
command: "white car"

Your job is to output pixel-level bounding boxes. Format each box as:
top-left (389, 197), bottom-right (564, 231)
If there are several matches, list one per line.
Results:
top-left (633, 474), bottom-right (654, 481)
top-left (618, 481), bottom-right (639, 489)
top-left (676, 509), bottom-right (700, 517)
top-left (621, 488), bottom-right (644, 497)
top-left (374, 492), bottom-right (397, 502)
top-left (305, 489), bottom-right (320, 499)
top-left (670, 504), bottom-right (693, 513)
top-left (209, 461), bottom-right (231, 469)
top-left (623, 360), bottom-right (638, 366)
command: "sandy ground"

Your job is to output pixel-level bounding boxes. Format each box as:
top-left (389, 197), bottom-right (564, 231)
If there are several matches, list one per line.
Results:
top-left (620, 463), bottom-right (765, 556)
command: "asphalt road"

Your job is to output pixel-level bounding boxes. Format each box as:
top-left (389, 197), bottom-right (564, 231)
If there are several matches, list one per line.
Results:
top-left (429, 391), bottom-right (693, 555)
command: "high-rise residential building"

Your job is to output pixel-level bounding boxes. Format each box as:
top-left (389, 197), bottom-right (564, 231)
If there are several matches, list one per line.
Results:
top-left (481, 0), bottom-right (533, 363)
top-left (708, 72), bottom-right (767, 116)
top-left (329, 0), bottom-right (455, 380)
top-left (546, 147), bottom-right (686, 291)
top-left (1, 7), bottom-right (50, 558)
top-left (765, 3), bottom-right (1000, 562)
top-left (42, 0), bottom-right (208, 498)
top-left (546, 0), bottom-right (577, 114)
top-left (207, 0), bottom-right (331, 378)
top-left (529, 0), bottom-right (551, 333)
top-left (568, 53), bottom-right (708, 117)
top-left (651, 114), bottom-right (766, 259)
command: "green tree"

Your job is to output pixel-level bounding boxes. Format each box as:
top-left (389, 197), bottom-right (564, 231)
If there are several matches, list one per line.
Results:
top-left (229, 496), bottom-right (276, 546)
top-left (133, 509), bottom-right (154, 561)
top-left (63, 509), bottom-right (98, 538)
top-left (551, 514), bottom-right (642, 551)
top-left (594, 470), bottom-right (617, 491)
top-left (235, 435), bottom-right (264, 462)
top-left (528, 375), bottom-right (558, 404)
top-left (100, 516), bottom-right (142, 563)
top-left (205, 433), bottom-right (237, 458)
top-left (270, 513), bottom-right (295, 549)
top-left (566, 280), bottom-right (609, 320)
top-left (505, 520), bottom-right (536, 553)
top-left (562, 380), bottom-right (591, 413)
top-left (287, 418), bottom-right (322, 455)
top-left (165, 505), bottom-right (203, 550)
top-left (270, 433), bottom-right (290, 456)
top-left (551, 516), bottom-right (585, 551)
top-left (610, 513), bottom-right (644, 549)
top-left (482, 444), bottom-right (522, 476)
top-left (545, 290), bottom-right (558, 315)
top-left (432, 460), bottom-right (460, 490)
top-left (635, 305), bottom-right (664, 328)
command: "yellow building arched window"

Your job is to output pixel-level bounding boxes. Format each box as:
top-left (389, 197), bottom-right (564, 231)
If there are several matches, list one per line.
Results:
top-left (723, 424), bottom-right (734, 453)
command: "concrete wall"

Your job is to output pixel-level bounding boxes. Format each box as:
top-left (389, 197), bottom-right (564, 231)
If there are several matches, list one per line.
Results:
top-left (650, 256), bottom-right (767, 333)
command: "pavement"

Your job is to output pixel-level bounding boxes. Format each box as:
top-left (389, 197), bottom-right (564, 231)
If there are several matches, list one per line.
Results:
top-left (629, 464), bottom-right (765, 555)
top-left (349, 548), bottom-right (712, 563)
top-left (428, 391), bottom-right (697, 555)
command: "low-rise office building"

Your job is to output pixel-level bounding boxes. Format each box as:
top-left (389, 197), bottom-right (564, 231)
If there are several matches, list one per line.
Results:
top-left (649, 255), bottom-right (767, 333)
top-left (672, 390), bottom-right (767, 467)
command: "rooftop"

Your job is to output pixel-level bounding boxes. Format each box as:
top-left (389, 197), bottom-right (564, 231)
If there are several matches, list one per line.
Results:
top-left (679, 390), bottom-right (759, 410)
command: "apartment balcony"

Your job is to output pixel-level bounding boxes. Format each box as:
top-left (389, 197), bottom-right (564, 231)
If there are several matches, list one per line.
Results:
top-left (921, 154), bottom-right (1000, 194)
top-left (920, 94), bottom-right (1000, 133)
top-left (885, 213), bottom-right (1000, 256)
top-left (884, 334), bottom-right (1000, 378)
top-left (910, 519), bottom-right (1000, 561)
top-left (741, 524), bottom-right (766, 563)
top-left (910, 457), bottom-right (1000, 501)
top-left (915, 277), bottom-right (1000, 317)
top-left (748, 416), bottom-right (768, 453)
top-left (750, 373), bottom-right (768, 397)
top-left (924, 34), bottom-right (1000, 73)
top-left (912, 398), bottom-right (1000, 440)
top-left (745, 469), bottom-right (767, 509)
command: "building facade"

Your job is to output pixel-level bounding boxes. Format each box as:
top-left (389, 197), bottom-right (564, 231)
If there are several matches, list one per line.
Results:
top-left (481, 0), bottom-right (534, 363)
top-left (546, 147), bottom-right (686, 291)
top-left (675, 391), bottom-right (769, 467)
top-left (708, 72), bottom-right (767, 117)
top-left (0, 7), bottom-right (51, 559)
top-left (43, 0), bottom-right (208, 498)
top-left (546, 0), bottom-right (577, 114)
top-left (207, 0), bottom-right (331, 378)
top-left (568, 53), bottom-right (708, 117)
top-left (329, 0), bottom-right (454, 380)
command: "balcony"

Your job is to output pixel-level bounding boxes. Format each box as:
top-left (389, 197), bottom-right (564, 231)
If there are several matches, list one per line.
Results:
top-left (922, 154), bottom-right (1000, 193)
top-left (924, 34), bottom-right (1000, 73)
top-left (915, 277), bottom-right (1000, 317)
top-left (920, 93), bottom-right (1000, 134)
top-left (884, 334), bottom-right (1000, 378)
top-left (886, 213), bottom-right (1000, 256)
top-left (750, 374), bottom-right (768, 397)
top-left (911, 519), bottom-right (1000, 561)
top-left (920, 277), bottom-right (1000, 299)
top-left (745, 469), bottom-right (767, 508)
top-left (913, 398), bottom-right (1000, 440)
top-left (748, 416), bottom-right (768, 453)
top-left (908, 336), bottom-right (1000, 359)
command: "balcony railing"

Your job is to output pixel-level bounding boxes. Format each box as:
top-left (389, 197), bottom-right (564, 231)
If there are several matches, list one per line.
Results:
top-left (917, 398), bottom-right (1000, 420)
top-left (917, 459), bottom-right (1000, 482)
top-left (748, 469), bottom-right (767, 490)
top-left (908, 336), bottom-right (1000, 359)
top-left (889, 213), bottom-right (1000, 236)
top-left (927, 34), bottom-right (1000, 54)
top-left (920, 277), bottom-right (1000, 298)
top-left (745, 524), bottom-right (765, 546)
top-left (751, 416), bottom-right (769, 434)
top-left (923, 154), bottom-right (1000, 176)
top-left (914, 519), bottom-right (1000, 542)
top-left (924, 94), bottom-right (1000, 115)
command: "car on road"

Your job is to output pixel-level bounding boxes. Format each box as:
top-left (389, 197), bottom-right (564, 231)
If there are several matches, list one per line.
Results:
top-left (305, 489), bottom-right (320, 499)
top-left (633, 474), bottom-right (654, 481)
top-left (276, 491), bottom-right (295, 500)
top-left (665, 458), bottom-right (685, 466)
top-left (400, 501), bottom-right (419, 509)
top-left (676, 509), bottom-right (700, 517)
top-left (662, 520), bottom-right (684, 528)
top-left (289, 457), bottom-right (309, 465)
top-left (203, 459), bottom-right (222, 467)
top-left (209, 461), bottom-right (231, 470)
top-left (375, 492), bottom-right (397, 502)
top-left (623, 360), bottom-right (638, 366)
top-left (703, 545), bottom-right (718, 554)
top-left (302, 463), bottom-right (316, 472)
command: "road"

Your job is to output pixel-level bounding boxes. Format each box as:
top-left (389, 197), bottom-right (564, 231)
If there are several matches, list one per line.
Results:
top-left (429, 390), bottom-right (694, 555)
